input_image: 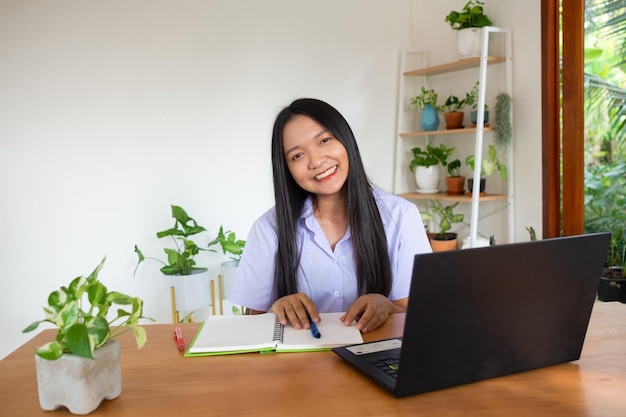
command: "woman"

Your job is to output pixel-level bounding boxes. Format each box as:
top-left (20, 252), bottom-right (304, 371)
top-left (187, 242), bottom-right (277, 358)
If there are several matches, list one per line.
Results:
top-left (230, 98), bottom-right (431, 332)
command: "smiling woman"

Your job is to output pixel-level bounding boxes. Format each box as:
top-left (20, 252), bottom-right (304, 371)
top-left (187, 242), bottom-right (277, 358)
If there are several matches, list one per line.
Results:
top-left (229, 98), bottom-right (432, 334)
top-left (282, 114), bottom-right (350, 200)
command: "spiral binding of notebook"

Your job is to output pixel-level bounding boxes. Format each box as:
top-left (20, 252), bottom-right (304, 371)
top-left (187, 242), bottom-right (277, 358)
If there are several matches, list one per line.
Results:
top-left (272, 317), bottom-right (285, 343)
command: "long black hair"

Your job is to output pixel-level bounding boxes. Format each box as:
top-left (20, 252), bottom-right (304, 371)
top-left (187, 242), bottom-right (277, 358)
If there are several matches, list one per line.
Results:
top-left (270, 98), bottom-right (391, 300)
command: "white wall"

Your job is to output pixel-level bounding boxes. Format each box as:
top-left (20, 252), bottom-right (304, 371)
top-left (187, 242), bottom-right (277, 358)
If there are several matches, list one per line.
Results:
top-left (0, 0), bottom-right (542, 359)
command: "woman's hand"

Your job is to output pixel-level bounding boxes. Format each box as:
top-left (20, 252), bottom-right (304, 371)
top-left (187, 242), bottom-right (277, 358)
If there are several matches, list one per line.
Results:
top-left (341, 294), bottom-right (407, 333)
top-left (269, 293), bottom-right (320, 329)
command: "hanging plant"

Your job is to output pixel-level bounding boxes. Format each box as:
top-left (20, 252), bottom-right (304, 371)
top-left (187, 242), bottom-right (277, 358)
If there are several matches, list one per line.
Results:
top-left (494, 93), bottom-right (512, 149)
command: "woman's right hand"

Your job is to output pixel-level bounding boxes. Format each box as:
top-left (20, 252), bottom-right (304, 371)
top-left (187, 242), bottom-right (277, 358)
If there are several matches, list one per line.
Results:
top-left (269, 293), bottom-right (320, 329)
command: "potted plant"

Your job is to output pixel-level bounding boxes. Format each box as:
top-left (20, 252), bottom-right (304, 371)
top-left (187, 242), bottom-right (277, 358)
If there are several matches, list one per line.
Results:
top-left (444, 0), bottom-right (493, 58)
top-left (22, 257), bottom-right (149, 415)
top-left (597, 228), bottom-right (626, 302)
top-left (409, 143), bottom-right (455, 192)
top-left (208, 225), bottom-right (246, 301)
top-left (464, 81), bottom-right (490, 126)
top-left (425, 199), bottom-right (465, 252)
top-left (410, 86), bottom-right (443, 131)
top-left (441, 94), bottom-right (466, 130)
top-left (444, 159), bottom-right (466, 195)
top-left (465, 144), bottom-right (507, 194)
top-left (134, 205), bottom-right (214, 315)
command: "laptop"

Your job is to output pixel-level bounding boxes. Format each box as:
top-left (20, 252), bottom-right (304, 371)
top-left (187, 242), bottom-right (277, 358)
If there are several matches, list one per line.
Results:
top-left (332, 233), bottom-right (610, 398)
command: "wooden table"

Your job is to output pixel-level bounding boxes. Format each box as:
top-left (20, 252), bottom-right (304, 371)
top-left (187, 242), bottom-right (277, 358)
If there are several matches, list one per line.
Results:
top-left (1, 302), bottom-right (625, 416)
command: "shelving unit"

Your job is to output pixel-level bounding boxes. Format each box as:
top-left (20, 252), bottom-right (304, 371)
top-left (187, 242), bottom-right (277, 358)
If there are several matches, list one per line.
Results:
top-left (393, 27), bottom-right (514, 247)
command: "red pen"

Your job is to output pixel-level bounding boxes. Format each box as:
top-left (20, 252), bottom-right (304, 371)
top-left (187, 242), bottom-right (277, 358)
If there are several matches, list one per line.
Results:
top-left (173, 327), bottom-right (185, 351)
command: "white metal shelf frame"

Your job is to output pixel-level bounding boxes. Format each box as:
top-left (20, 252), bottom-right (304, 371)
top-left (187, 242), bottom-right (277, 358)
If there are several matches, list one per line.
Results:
top-left (392, 27), bottom-right (514, 247)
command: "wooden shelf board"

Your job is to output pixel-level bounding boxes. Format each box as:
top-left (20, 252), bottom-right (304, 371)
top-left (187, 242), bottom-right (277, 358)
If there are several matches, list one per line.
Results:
top-left (400, 126), bottom-right (493, 138)
top-left (400, 192), bottom-right (507, 203)
top-left (403, 56), bottom-right (506, 77)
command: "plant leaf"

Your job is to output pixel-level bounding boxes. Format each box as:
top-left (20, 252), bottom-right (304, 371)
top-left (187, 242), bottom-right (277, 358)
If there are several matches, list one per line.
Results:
top-left (87, 316), bottom-right (110, 349)
top-left (23, 320), bottom-right (44, 333)
top-left (132, 325), bottom-right (147, 349)
top-left (35, 341), bottom-right (66, 360)
top-left (65, 323), bottom-right (95, 359)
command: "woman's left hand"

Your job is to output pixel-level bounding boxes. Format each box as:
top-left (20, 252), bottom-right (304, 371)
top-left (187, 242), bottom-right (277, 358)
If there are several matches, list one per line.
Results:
top-left (341, 294), bottom-right (406, 333)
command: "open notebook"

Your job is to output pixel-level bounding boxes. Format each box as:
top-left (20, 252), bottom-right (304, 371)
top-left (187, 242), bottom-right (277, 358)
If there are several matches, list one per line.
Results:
top-left (185, 312), bottom-right (363, 357)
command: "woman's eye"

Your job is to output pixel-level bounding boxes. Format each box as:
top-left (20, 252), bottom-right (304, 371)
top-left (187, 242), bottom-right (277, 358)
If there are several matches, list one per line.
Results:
top-left (291, 152), bottom-right (303, 161)
top-left (320, 137), bottom-right (332, 144)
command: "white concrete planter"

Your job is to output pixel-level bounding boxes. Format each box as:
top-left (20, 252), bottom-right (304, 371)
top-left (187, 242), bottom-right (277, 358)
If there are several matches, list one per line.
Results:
top-left (457, 28), bottom-right (482, 58)
top-left (35, 340), bottom-right (121, 415)
top-left (169, 268), bottom-right (211, 311)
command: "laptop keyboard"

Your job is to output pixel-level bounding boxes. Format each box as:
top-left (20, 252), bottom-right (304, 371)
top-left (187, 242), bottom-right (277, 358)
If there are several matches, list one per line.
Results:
top-left (369, 355), bottom-right (400, 379)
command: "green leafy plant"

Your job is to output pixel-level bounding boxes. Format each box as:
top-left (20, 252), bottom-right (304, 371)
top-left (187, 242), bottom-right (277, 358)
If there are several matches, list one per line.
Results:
top-left (463, 81), bottom-right (488, 110)
top-left (410, 86), bottom-right (443, 111)
top-left (584, 162), bottom-right (626, 271)
top-left (447, 159), bottom-right (462, 176)
top-left (445, 0), bottom-right (493, 30)
top-left (466, 144), bottom-right (507, 179)
top-left (23, 257), bottom-right (149, 360)
top-left (494, 92), bottom-right (512, 148)
top-left (208, 225), bottom-right (246, 262)
top-left (441, 95), bottom-right (466, 113)
top-left (134, 205), bottom-right (210, 276)
top-left (409, 143), bottom-right (455, 171)
top-left (426, 200), bottom-right (465, 238)
top-left (606, 229), bottom-right (626, 271)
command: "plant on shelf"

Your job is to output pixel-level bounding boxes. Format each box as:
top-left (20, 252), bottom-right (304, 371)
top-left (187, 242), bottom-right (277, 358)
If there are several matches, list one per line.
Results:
top-left (24, 257), bottom-right (148, 360)
top-left (22, 257), bottom-right (151, 414)
top-left (466, 144), bottom-right (507, 179)
top-left (494, 92), bottom-right (512, 148)
top-left (445, 1), bottom-right (494, 58)
top-left (410, 86), bottom-right (442, 110)
top-left (444, 158), bottom-right (466, 195)
top-left (409, 143), bottom-right (454, 171)
top-left (134, 205), bottom-right (210, 276)
top-left (441, 95), bottom-right (466, 129)
top-left (445, 0), bottom-right (493, 30)
top-left (426, 199), bottom-right (465, 251)
top-left (464, 81), bottom-right (490, 126)
top-left (410, 143), bottom-right (455, 192)
top-left (465, 144), bottom-right (507, 194)
top-left (410, 86), bottom-right (443, 131)
top-left (441, 95), bottom-right (465, 113)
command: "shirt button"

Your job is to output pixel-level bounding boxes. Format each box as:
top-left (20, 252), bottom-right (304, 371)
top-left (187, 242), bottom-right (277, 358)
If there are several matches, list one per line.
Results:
top-left (333, 291), bottom-right (340, 297)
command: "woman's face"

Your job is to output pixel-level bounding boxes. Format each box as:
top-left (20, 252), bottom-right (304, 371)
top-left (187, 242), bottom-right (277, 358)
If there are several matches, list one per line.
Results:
top-left (282, 114), bottom-right (349, 197)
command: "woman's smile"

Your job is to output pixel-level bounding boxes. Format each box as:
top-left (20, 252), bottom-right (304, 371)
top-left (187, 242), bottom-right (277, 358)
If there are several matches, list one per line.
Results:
top-left (314, 165), bottom-right (338, 181)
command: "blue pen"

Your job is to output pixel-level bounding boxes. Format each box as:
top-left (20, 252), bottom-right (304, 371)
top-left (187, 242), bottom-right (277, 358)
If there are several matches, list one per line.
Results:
top-left (309, 318), bottom-right (321, 338)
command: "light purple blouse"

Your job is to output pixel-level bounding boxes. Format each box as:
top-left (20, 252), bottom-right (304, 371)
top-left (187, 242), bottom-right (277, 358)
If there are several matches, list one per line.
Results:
top-left (230, 188), bottom-right (432, 313)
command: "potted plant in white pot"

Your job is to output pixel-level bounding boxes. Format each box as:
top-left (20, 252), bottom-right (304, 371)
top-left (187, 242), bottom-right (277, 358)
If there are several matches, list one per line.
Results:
top-left (22, 257), bottom-right (149, 415)
top-left (425, 199), bottom-right (465, 252)
top-left (134, 205), bottom-right (213, 318)
top-left (445, 0), bottom-right (493, 58)
top-left (465, 144), bottom-right (507, 195)
top-left (410, 86), bottom-right (444, 131)
top-left (409, 143), bottom-right (455, 193)
top-left (208, 225), bottom-right (246, 302)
